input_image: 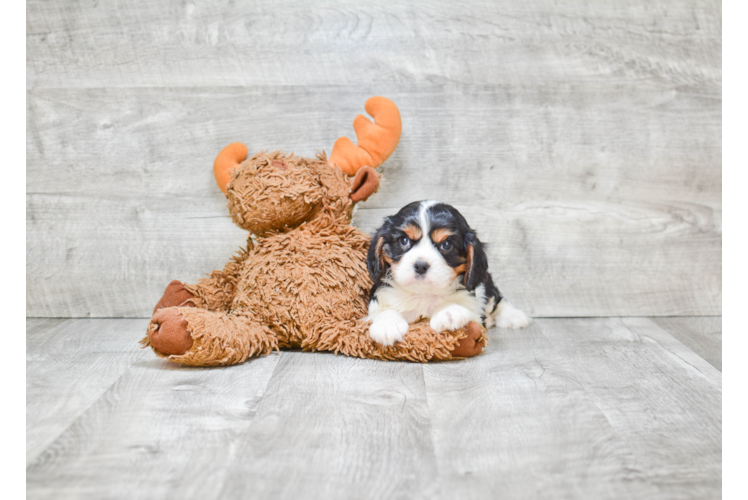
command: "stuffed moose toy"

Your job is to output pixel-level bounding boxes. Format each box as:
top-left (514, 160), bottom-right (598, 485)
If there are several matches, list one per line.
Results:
top-left (142, 97), bottom-right (487, 366)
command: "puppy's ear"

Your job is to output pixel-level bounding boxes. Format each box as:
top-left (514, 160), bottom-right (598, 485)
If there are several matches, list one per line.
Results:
top-left (464, 231), bottom-right (489, 292)
top-left (367, 228), bottom-right (390, 283)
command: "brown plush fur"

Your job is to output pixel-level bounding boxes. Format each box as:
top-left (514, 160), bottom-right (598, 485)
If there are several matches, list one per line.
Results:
top-left (142, 147), bottom-right (487, 366)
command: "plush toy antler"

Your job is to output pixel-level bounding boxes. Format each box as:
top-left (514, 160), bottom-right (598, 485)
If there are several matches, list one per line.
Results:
top-left (212, 96), bottom-right (401, 194)
top-left (214, 142), bottom-right (248, 194)
top-left (328, 96), bottom-right (402, 176)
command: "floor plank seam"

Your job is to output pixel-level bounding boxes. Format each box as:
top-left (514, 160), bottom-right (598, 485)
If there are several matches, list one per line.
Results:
top-left (26, 349), bottom-right (148, 469)
top-left (418, 362), bottom-right (445, 497)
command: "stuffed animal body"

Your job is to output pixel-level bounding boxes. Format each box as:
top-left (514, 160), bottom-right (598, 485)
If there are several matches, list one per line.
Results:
top-left (142, 98), bottom-right (486, 366)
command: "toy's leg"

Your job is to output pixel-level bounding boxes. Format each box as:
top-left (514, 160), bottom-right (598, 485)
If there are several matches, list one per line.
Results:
top-left (141, 307), bottom-right (277, 367)
top-left (310, 318), bottom-right (487, 362)
top-left (152, 277), bottom-right (237, 315)
top-left (152, 280), bottom-right (196, 314)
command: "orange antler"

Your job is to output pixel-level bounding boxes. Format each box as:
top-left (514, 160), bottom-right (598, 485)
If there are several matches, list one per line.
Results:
top-left (329, 96), bottom-right (402, 176)
top-left (214, 142), bottom-right (248, 194)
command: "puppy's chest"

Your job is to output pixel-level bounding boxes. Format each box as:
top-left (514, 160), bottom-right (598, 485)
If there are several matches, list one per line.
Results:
top-left (376, 288), bottom-right (452, 323)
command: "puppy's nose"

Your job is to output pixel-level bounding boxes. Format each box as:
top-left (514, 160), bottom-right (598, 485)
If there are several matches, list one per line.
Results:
top-left (414, 261), bottom-right (430, 276)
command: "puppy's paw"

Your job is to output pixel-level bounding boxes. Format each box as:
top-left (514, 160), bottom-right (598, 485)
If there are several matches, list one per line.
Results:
top-left (430, 304), bottom-right (474, 333)
top-left (496, 300), bottom-right (531, 329)
top-left (369, 310), bottom-right (409, 346)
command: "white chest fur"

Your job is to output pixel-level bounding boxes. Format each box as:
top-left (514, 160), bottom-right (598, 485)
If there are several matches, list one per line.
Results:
top-left (370, 279), bottom-right (487, 324)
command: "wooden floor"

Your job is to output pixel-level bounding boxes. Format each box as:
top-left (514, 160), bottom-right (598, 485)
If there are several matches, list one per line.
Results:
top-left (26, 316), bottom-right (721, 500)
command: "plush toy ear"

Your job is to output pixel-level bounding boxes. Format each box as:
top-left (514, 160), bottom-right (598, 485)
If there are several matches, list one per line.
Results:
top-left (349, 166), bottom-right (380, 203)
top-left (329, 96), bottom-right (402, 176)
top-left (214, 142), bottom-right (249, 194)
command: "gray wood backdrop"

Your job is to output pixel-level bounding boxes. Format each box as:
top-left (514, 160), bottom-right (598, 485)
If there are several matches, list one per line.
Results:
top-left (26, 0), bottom-right (721, 318)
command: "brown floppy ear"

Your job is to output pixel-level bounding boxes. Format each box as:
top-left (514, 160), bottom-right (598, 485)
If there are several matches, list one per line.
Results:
top-left (464, 231), bottom-right (489, 292)
top-left (367, 231), bottom-right (389, 284)
top-left (214, 142), bottom-right (249, 194)
top-left (349, 166), bottom-right (380, 203)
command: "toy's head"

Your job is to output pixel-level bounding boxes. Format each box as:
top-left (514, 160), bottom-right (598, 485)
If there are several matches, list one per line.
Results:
top-left (212, 97), bottom-right (401, 236)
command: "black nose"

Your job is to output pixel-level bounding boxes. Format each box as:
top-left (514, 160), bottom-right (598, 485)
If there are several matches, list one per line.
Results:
top-left (414, 261), bottom-right (430, 275)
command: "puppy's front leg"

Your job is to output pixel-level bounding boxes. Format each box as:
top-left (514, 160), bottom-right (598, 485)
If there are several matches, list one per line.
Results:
top-left (368, 303), bottom-right (409, 347)
top-left (430, 304), bottom-right (474, 333)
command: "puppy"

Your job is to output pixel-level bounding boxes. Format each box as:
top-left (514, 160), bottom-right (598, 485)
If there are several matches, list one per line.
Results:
top-left (366, 200), bottom-right (529, 346)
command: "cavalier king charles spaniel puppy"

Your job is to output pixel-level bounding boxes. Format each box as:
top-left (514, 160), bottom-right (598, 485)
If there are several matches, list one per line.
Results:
top-left (366, 200), bottom-right (530, 346)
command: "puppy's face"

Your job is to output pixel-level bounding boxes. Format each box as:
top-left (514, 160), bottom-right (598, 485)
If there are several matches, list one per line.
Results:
top-left (369, 201), bottom-right (481, 291)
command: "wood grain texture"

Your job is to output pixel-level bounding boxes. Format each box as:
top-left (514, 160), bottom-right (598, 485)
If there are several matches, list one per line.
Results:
top-left (26, 317), bottom-right (722, 499)
top-left (538, 317), bottom-right (721, 499)
top-left (26, 0), bottom-right (721, 89)
top-left (423, 321), bottom-right (658, 499)
top-left (26, 86), bottom-right (721, 205)
top-left (217, 351), bottom-right (439, 499)
top-left (26, 318), bottom-right (66, 344)
top-left (26, 0), bottom-right (721, 318)
top-left (26, 349), bottom-right (279, 499)
top-left (651, 316), bottom-right (722, 371)
top-left (26, 85), bottom-right (721, 317)
top-left (26, 319), bottom-right (146, 464)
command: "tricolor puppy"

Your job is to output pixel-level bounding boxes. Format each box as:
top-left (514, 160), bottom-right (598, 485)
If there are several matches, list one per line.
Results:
top-left (366, 200), bottom-right (530, 346)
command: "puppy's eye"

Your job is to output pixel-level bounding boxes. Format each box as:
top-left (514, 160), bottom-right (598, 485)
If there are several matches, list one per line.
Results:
top-left (440, 240), bottom-right (452, 251)
top-left (399, 236), bottom-right (411, 248)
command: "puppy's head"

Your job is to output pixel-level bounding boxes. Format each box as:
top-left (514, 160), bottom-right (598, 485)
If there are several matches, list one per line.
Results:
top-left (367, 201), bottom-right (488, 291)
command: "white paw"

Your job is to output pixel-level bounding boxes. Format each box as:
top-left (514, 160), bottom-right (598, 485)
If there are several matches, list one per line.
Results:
top-left (496, 300), bottom-right (530, 329)
top-left (430, 304), bottom-right (474, 332)
top-left (369, 310), bottom-right (409, 346)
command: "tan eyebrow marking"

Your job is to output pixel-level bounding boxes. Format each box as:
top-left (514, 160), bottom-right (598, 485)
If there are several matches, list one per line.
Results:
top-left (431, 228), bottom-right (454, 244)
top-left (402, 224), bottom-right (422, 241)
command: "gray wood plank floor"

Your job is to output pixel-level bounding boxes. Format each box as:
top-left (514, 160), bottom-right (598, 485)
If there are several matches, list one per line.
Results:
top-left (26, 317), bottom-right (721, 500)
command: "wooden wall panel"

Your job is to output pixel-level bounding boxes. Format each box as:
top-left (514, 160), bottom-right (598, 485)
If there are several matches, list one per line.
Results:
top-left (26, 1), bottom-right (721, 318)
top-left (27, 0), bottom-right (720, 88)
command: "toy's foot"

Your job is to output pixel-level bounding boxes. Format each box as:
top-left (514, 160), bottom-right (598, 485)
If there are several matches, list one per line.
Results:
top-left (148, 308), bottom-right (194, 356)
top-left (448, 321), bottom-right (484, 358)
top-left (153, 280), bottom-right (195, 315)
